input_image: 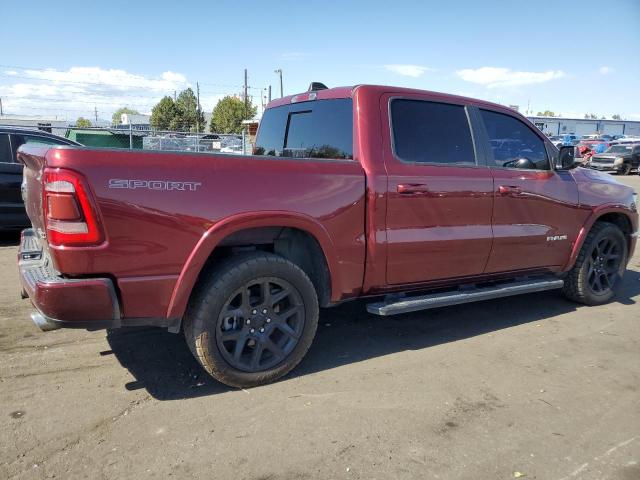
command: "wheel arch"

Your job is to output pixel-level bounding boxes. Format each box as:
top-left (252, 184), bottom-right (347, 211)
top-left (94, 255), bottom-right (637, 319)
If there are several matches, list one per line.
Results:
top-left (564, 206), bottom-right (636, 271)
top-left (167, 212), bottom-right (341, 321)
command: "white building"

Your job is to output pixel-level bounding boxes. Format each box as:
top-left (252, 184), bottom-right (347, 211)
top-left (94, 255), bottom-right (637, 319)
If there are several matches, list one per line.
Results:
top-left (527, 116), bottom-right (640, 137)
top-left (120, 113), bottom-right (151, 129)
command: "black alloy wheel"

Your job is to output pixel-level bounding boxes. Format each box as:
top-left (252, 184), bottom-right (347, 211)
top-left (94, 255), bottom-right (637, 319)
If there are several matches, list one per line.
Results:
top-left (586, 236), bottom-right (623, 295)
top-left (184, 252), bottom-right (319, 388)
top-left (562, 221), bottom-right (627, 305)
top-left (216, 277), bottom-right (305, 372)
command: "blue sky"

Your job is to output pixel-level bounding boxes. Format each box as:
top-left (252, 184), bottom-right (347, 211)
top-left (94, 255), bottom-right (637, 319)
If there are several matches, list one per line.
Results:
top-left (1, 0), bottom-right (638, 121)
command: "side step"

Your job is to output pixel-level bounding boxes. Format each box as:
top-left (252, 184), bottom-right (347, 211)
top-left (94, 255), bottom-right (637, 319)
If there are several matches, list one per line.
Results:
top-left (366, 277), bottom-right (564, 316)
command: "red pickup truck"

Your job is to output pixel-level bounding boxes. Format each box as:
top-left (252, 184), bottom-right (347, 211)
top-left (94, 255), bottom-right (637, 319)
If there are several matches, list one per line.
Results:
top-left (17, 84), bottom-right (638, 387)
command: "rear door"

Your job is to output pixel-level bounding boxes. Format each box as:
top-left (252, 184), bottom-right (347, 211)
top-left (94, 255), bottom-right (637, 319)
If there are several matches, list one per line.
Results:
top-left (383, 96), bottom-right (494, 285)
top-left (0, 133), bottom-right (28, 228)
top-left (477, 108), bottom-right (584, 273)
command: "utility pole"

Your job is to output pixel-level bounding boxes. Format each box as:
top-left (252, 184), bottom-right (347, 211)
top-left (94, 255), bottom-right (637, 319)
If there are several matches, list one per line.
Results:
top-left (196, 82), bottom-right (200, 135)
top-left (243, 69), bottom-right (248, 111)
top-left (0, 97), bottom-right (3, 116)
top-left (94, 106), bottom-right (98, 124)
top-left (268, 85), bottom-right (272, 103)
top-left (174, 90), bottom-right (177, 101)
top-left (274, 69), bottom-right (283, 97)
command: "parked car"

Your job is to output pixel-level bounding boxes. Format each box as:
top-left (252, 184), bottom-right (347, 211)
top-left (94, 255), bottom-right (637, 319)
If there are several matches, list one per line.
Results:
top-left (549, 134), bottom-right (579, 148)
top-left (610, 136), bottom-right (640, 145)
top-left (17, 84), bottom-right (638, 388)
top-left (0, 127), bottom-right (79, 230)
top-left (589, 144), bottom-right (640, 175)
top-left (579, 139), bottom-right (609, 154)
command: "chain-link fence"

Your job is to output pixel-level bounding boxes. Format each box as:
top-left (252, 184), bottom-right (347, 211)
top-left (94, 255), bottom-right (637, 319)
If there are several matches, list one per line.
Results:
top-left (0, 123), bottom-right (252, 155)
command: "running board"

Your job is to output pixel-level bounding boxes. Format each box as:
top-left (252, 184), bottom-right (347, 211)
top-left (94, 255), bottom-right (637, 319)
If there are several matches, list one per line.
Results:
top-left (366, 277), bottom-right (564, 316)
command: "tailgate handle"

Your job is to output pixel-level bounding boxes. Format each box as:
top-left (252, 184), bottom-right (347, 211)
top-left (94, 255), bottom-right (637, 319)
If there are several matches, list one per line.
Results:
top-left (397, 184), bottom-right (430, 194)
top-left (498, 185), bottom-right (522, 195)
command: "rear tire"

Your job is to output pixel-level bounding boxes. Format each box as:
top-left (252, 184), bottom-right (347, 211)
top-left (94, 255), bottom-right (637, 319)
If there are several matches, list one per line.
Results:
top-left (184, 252), bottom-right (319, 388)
top-left (562, 222), bottom-right (627, 305)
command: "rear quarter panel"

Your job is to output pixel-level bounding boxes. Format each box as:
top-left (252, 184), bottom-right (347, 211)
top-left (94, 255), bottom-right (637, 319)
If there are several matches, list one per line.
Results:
top-left (42, 147), bottom-right (366, 318)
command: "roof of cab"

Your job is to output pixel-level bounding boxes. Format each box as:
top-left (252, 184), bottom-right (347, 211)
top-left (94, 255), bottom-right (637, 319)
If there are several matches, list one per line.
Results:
top-left (265, 84), bottom-right (520, 117)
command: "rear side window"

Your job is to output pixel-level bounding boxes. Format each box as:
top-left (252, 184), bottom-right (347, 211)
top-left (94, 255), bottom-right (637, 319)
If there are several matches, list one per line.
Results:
top-left (22, 135), bottom-right (66, 146)
top-left (390, 99), bottom-right (475, 165)
top-left (255, 99), bottom-right (353, 159)
top-left (0, 134), bottom-right (12, 163)
top-left (480, 109), bottom-right (550, 170)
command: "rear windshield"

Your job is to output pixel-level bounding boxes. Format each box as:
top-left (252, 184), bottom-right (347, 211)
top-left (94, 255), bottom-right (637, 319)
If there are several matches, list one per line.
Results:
top-left (254, 98), bottom-right (353, 159)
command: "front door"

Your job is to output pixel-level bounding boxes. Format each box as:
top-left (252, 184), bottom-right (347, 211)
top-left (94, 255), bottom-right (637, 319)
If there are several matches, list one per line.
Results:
top-left (477, 108), bottom-right (585, 273)
top-left (383, 97), bottom-right (494, 285)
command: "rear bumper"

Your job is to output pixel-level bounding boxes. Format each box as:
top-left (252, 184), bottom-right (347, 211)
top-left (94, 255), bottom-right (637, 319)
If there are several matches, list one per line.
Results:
top-left (19, 229), bottom-right (181, 332)
top-left (19, 230), bottom-right (121, 330)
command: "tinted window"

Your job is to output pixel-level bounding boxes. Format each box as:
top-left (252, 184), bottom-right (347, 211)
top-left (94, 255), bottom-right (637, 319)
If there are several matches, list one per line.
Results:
top-left (11, 134), bottom-right (68, 155)
top-left (480, 109), bottom-right (550, 170)
top-left (0, 134), bottom-right (12, 163)
top-left (390, 99), bottom-right (475, 165)
top-left (22, 135), bottom-right (66, 146)
top-left (255, 99), bottom-right (352, 159)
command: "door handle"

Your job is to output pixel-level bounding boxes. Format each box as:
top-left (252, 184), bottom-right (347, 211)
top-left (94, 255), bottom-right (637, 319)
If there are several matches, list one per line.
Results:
top-left (498, 185), bottom-right (522, 195)
top-left (397, 184), bottom-right (430, 194)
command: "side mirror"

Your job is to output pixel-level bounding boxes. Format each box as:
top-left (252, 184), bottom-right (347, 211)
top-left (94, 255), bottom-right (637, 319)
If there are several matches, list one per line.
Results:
top-left (556, 146), bottom-right (575, 170)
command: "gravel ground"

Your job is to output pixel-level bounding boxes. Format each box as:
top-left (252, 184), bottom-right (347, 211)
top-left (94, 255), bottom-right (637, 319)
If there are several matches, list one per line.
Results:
top-left (1, 176), bottom-right (639, 480)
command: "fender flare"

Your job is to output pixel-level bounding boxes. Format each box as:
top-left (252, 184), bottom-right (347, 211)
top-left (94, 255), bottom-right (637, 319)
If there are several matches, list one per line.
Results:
top-left (563, 204), bottom-right (636, 271)
top-left (166, 211), bottom-right (342, 319)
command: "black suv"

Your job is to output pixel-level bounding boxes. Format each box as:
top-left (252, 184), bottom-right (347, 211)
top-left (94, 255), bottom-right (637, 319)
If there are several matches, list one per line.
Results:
top-left (589, 143), bottom-right (640, 175)
top-left (0, 127), bottom-right (80, 229)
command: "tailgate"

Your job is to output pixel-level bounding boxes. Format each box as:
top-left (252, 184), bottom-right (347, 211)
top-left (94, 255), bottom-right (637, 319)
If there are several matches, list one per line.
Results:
top-left (16, 144), bottom-right (50, 234)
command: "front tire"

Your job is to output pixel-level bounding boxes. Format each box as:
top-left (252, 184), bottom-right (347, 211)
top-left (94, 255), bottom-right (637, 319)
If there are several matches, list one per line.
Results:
top-left (562, 222), bottom-right (627, 305)
top-left (184, 252), bottom-right (319, 388)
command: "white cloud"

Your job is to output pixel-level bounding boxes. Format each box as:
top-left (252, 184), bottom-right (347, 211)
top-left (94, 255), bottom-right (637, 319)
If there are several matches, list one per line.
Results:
top-left (15, 66), bottom-right (188, 92)
top-left (456, 67), bottom-right (565, 88)
top-left (0, 66), bottom-right (198, 120)
top-left (598, 66), bottom-right (613, 75)
top-left (384, 64), bottom-right (431, 78)
top-left (4, 70), bottom-right (18, 76)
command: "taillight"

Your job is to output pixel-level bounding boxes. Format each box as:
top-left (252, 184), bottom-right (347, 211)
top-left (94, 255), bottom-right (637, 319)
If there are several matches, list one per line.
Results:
top-left (43, 168), bottom-right (104, 246)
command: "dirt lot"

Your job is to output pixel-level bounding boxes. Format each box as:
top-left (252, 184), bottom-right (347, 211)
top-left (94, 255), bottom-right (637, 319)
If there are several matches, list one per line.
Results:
top-left (1, 176), bottom-right (639, 480)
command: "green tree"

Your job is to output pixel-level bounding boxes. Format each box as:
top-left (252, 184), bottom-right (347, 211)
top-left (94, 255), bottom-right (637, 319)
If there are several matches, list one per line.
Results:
top-left (584, 113), bottom-right (598, 119)
top-left (612, 114), bottom-right (621, 120)
top-left (536, 110), bottom-right (555, 117)
top-left (75, 117), bottom-right (92, 128)
top-left (175, 88), bottom-right (205, 132)
top-left (210, 96), bottom-right (257, 134)
top-left (150, 96), bottom-right (179, 130)
top-left (112, 107), bottom-right (140, 125)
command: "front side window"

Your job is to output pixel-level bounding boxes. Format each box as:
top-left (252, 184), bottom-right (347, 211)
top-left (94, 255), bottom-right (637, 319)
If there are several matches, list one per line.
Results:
top-left (0, 134), bottom-right (12, 163)
top-left (480, 109), bottom-right (550, 170)
top-left (390, 99), bottom-right (475, 165)
top-left (254, 98), bottom-right (353, 159)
